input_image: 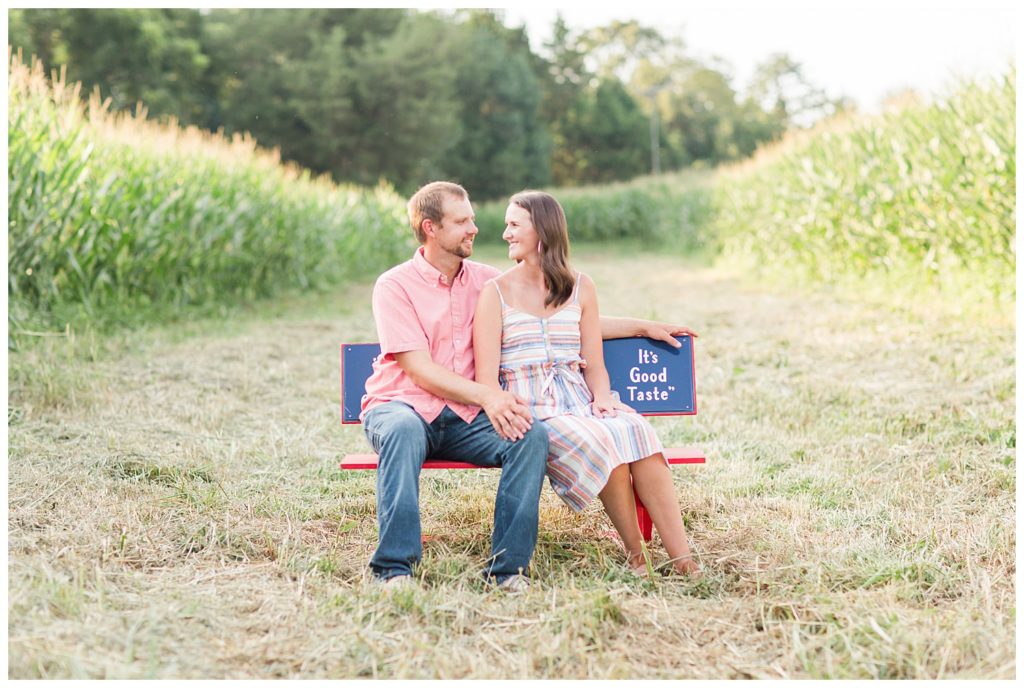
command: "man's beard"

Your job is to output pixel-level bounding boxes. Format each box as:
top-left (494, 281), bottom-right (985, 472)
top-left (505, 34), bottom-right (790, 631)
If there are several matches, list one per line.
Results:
top-left (450, 240), bottom-right (473, 259)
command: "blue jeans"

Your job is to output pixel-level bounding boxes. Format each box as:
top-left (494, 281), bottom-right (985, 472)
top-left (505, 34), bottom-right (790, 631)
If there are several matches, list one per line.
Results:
top-left (362, 401), bottom-right (548, 583)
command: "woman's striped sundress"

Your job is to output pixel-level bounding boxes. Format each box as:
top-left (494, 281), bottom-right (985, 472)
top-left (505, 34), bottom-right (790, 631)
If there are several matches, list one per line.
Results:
top-left (493, 273), bottom-right (664, 512)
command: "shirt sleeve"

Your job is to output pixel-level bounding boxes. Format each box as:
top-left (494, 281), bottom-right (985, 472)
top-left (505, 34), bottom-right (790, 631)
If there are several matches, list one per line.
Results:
top-left (372, 276), bottom-right (429, 356)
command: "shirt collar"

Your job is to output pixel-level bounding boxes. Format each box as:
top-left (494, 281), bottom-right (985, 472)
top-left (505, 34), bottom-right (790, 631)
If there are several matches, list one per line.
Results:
top-left (413, 246), bottom-right (467, 286)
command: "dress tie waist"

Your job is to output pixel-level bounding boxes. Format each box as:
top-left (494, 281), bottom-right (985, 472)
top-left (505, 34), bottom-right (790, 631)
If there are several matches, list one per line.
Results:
top-left (499, 359), bottom-right (587, 399)
top-left (539, 359), bottom-right (586, 398)
top-left (540, 364), bottom-right (557, 398)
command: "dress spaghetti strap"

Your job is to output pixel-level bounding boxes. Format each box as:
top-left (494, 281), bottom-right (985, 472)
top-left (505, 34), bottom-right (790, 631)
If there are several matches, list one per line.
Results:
top-left (572, 271), bottom-right (583, 303)
top-left (491, 279), bottom-right (509, 309)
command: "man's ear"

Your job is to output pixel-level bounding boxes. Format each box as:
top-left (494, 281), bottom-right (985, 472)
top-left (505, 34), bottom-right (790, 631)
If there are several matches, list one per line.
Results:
top-left (421, 218), bottom-right (436, 238)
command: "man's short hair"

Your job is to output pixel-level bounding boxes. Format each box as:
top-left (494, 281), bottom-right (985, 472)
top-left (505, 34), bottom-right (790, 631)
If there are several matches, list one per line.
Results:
top-left (407, 181), bottom-right (468, 243)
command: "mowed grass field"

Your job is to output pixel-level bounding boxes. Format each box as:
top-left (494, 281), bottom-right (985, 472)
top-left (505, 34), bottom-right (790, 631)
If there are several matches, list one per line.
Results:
top-left (7, 245), bottom-right (1015, 679)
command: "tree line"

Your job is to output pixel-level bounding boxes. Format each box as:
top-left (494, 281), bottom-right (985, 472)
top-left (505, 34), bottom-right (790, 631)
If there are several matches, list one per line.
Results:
top-left (9, 8), bottom-right (849, 200)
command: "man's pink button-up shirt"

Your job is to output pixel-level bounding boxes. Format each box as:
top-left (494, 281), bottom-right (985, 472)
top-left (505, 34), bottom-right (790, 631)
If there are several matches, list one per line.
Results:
top-left (360, 247), bottom-right (500, 424)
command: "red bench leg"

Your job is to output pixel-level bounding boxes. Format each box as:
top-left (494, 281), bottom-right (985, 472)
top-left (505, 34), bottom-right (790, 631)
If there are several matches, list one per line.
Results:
top-left (633, 480), bottom-right (653, 542)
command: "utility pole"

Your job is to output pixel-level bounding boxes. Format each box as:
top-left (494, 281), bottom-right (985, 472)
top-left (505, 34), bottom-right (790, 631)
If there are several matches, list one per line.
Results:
top-left (649, 103), bottom-right (661, 175)
top-left (645, 85), bottom-right (662, 175)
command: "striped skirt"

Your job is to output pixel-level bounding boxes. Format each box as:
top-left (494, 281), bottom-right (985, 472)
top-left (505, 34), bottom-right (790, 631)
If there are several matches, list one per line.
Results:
top-left (501, 362), bottom-right (665, 512)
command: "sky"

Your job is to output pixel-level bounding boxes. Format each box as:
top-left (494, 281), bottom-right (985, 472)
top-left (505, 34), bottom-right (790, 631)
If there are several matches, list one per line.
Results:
top-left (500, 0), bottom-right (1017, 112)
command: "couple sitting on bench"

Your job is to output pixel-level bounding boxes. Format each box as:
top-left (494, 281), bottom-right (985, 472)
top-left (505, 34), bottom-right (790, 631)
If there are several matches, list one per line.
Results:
top-left (359, 181), bottom-right (701, 591)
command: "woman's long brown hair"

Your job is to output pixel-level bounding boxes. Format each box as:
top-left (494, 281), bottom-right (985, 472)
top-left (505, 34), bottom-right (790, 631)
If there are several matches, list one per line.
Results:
top-left (509, 190), bottom-right (574, 309)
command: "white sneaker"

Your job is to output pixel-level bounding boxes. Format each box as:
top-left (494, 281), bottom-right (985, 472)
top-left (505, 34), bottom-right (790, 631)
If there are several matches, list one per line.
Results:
top-left (377, 574), bottom-right (415, 589)
top-left (497, 574), bottom-right (531, 593)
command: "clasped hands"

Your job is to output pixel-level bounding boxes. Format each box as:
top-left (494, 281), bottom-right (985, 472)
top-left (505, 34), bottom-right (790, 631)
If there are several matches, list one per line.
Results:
top-left (481, 388), bottom-right (534, 441)
top-left (483, 388), bottom-right (638, 441)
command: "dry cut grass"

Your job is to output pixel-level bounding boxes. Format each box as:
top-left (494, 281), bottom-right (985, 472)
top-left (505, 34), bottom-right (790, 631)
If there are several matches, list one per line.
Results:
top-left (7, 247), bottom-right (1015, 678)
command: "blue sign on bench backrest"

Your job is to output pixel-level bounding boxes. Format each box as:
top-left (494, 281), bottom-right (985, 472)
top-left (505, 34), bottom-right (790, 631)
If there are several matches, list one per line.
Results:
top-left (603, 336), bottom-right (696, 415)
top-left (341, 335), bottom-right (696, 424)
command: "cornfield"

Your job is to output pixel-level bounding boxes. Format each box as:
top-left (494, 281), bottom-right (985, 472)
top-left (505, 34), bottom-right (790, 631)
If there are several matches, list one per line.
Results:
top-left (9, 48), bottom-right (1015, 333)
top-left (712, 68), bottom-right (1015, 297)
top-left (8, 52), bottom-right (413, 330)
top-left (479, 68), bottom-right (1015, 302)
top-left (474, 171), bottom-right (716, 252)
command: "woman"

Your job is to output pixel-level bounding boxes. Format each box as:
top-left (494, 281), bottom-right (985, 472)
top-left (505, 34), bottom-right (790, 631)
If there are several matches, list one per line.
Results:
top-left (473, 190), bottom-right (700, 577)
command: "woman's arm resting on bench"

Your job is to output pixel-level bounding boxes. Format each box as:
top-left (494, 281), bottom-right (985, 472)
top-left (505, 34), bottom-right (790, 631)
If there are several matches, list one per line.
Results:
top-left (598, 316), bottom-right (699, 348)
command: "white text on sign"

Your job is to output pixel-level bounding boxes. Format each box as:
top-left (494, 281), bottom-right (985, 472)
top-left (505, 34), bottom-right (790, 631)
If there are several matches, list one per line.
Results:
top-left (626, 348), bottom-right (676, 402)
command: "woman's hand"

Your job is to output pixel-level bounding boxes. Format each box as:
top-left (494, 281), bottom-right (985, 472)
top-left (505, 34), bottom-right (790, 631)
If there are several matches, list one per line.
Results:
top-left (598, 316), bottom-right (698, 348)
top-left (591, 395), bottom-right (636, 418)
top-left (641, 320), bottom-right (698, 348)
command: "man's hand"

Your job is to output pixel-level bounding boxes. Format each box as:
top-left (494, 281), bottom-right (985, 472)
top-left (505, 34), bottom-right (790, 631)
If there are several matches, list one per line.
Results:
top-left (641, 321), bottom-right (699, 348)
top-left (480, 389), bottom-right (534, 441)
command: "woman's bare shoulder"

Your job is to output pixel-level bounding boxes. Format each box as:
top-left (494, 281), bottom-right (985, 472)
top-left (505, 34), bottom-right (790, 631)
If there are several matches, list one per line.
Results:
top-left (577, 271), bottom-right (597, 291)
top-left (494, 264), bottom-right (525, 287)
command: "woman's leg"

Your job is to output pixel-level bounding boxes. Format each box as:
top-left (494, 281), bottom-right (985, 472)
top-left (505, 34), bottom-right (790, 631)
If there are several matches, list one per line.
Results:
top-left (629, 454), bottom-right (700, 575)
top-left (597, 464), bottom-right (646, 569)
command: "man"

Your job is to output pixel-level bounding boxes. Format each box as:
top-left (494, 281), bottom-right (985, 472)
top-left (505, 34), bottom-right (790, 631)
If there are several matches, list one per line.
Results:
top-left (360, 181), bottom-right (696, 590)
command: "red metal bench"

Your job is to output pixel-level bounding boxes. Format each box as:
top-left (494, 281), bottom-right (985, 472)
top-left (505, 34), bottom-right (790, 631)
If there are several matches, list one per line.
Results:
top-left (339, 337), bottom-right (704, 541)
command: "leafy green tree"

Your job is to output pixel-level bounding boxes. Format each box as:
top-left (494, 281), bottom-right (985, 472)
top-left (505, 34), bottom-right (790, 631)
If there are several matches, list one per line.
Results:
top-left (201, 9), bottom-right (333, 165)
top-left (539, 17), bottom-right (656, 185)
top-left (201, 8), bottom-right (452, 189)
top-left (748, 52), bottom-right (841, 128)
top-left (658, 64), bottom-right (743, 165)
top-left (570, 20), bottom-right (678, 178)
top-left (540, 15), bottom-right (594, 185)
top-left (573, 79), bottom-right (650, 183)
top-left (342, 13), bottom-right (463, 190)
top-left (571, 20), bottom-right (827, 172)
top-left (8, 9), bottom-right (70, 69)
top-left (578, 19), bottom-right (668, 83)
top-left (730, 97), bottom-right (788, 156)
top-left (439, 11), bottom-right (551, 200)
top-left (9, 9), bottom-right (210, 123)
top-left (283, 24), bottom-right (360, 175)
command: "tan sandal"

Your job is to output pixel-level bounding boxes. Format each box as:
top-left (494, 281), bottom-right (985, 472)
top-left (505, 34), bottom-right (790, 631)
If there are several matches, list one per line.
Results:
top-left (673, 556), bottom-right (703, 578)
top-left (630, 564), bottom-right (651, 578)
